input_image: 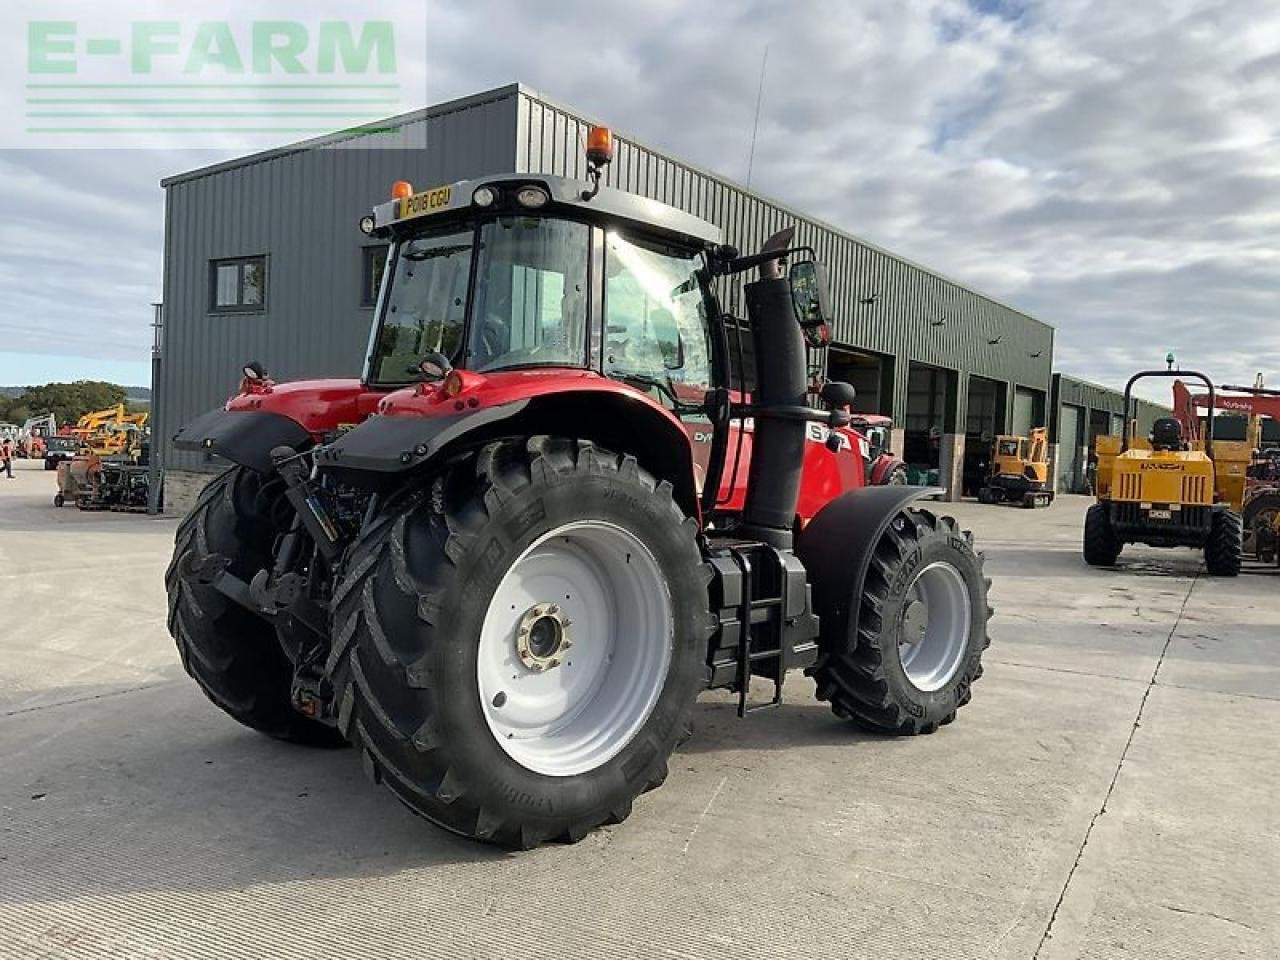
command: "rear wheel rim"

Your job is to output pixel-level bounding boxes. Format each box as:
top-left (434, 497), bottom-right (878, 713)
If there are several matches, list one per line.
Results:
top-left (897, 560), bottom-right (972, 692)
top-left (476, 520), bottom-right (673, 777)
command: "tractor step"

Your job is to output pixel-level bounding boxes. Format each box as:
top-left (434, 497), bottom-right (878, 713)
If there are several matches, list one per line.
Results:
top-left (704, 540), bottom-right (820, 717)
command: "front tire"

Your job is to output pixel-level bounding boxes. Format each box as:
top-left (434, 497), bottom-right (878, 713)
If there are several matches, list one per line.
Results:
top-left (1205, 510), bottom-right (1243, 577)
top-left (327, 438), bottom-right (711, 848)
top-left (808, 509), bottom-right (991, 735)
top-left (1083, 503), bottom-right (1121, 566)
top-left (165, 467), bottom-right (344, 746)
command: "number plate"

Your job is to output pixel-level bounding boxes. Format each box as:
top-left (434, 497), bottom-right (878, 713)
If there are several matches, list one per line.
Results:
top-left (1149, 508), bottom-right (1173, 520)
top-left (399, 185), bottom-right (453, 219)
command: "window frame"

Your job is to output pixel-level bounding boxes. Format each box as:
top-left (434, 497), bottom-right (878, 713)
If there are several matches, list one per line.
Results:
top-left (208, 255), bottom-right (269, 315)
top-left (360, 244), bottom-right (389, 309)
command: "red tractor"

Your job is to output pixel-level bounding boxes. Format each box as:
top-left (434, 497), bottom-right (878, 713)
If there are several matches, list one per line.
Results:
top-left (167, 129), bottom-right (992, 848)
top-left (849, 413), bottom-right (908, 485)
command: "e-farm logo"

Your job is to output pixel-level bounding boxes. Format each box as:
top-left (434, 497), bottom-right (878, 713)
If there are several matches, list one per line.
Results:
top-left (10, 5), bottom-right (426, 149)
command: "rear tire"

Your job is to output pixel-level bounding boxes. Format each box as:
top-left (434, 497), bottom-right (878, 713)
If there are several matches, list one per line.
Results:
top-left (884, 464), bottom-right (908, 486)
top-left (807, 509), bottom-right (991, 735)
top-left (1083, 503), bottom-right (1121, 566)
top-left (327, 437), bottom-right (711, 848)
top-left (165, 467), bottom-right (344, 746)
top-left (1205, 510), bottom-right (1243, 577)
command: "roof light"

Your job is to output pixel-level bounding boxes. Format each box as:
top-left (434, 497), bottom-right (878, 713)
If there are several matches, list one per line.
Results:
top-left (586, 126), bottom-right (614, 166)
top-left (358, 214), bottom-right (376, 236)
top-left (391, 180), bottom-right (413, 200)
top-left (473, 186), bottom-right (497, 207)
top-left (516, 186), bottom-right (548, 208)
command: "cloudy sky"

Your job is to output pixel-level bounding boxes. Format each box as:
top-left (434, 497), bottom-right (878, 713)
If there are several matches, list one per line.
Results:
top-left (2, 0), bottom-right (1277, 403)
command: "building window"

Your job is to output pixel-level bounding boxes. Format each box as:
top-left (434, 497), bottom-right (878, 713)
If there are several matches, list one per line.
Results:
top-left (210, 256), bottom-right (267, 313)
top-left (362, 245), bottom-right (389, 307)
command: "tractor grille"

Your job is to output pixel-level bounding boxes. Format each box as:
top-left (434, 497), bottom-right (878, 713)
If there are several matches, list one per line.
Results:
top-left (1181, 475), bottom-right (1209, 504)
top-left (1118, 473), bottom-right (1142, 501)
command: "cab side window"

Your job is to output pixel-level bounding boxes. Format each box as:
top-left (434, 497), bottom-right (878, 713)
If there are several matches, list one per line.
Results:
top-left (603, 231), bottom-right (712, 406)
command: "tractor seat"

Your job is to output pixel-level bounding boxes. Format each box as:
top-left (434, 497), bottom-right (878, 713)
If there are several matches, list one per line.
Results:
top-left (1149, 417), bottom-right (1186, 452)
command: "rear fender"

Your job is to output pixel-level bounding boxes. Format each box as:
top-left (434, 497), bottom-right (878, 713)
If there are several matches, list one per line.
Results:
top-left (173, 408), bottom-right (312, 473)
top-left (318, 391), bottom-right (700, 518)
top-left (796, 485), bottom-right (949, 641)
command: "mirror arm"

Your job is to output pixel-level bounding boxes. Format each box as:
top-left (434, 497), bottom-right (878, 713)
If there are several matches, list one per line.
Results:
top-left (709, 244), bottom-right (817, 278)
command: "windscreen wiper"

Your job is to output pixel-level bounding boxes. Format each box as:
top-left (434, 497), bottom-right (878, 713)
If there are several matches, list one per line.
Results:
top-left (404, 242), bottom-right (471, 262)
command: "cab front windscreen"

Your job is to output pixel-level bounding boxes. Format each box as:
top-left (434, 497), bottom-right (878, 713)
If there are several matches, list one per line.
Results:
top-left (367, 215), bottom-right (590, 385)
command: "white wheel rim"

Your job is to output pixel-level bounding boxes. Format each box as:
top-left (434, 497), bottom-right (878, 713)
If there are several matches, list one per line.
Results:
top-left (476, 520), bottom-right (673, 777)
top-left (897, 560), bottom-right (972, 692)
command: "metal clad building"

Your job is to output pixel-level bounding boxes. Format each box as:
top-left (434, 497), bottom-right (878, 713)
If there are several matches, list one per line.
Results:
top-left (1050, 373), bottom-right (1172, 493)
top-left (156, 82), bottom-right (1055, 504)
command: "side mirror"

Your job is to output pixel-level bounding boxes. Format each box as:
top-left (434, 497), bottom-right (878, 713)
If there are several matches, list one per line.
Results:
top-left (417, 351), bottom-right (453, 382)
top-left (789, 260), bottom-right (833, 348)
top-left (820, 380), bottom-right (856, 410)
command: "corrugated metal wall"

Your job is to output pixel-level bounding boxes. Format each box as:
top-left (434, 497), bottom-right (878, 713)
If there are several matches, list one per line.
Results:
top-left (1051, 374), bottom-right (1172, 441)
top-left (514, 89), bottom-right (1054, 428)
top-left (156, 88), bottom-right (521, 473)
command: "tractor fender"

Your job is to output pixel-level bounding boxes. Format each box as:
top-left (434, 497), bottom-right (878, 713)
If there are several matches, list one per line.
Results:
top-left (315, 392), bottom-right (701, 517)
top-left (316, 400), bottom-right (530, 475)
top-left (796, 485), bottom-right (948, 638)
top-left (173, 408), bottom-right (312, 473)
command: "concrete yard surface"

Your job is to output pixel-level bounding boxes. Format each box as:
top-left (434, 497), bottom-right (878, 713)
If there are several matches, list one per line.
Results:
top-left (0, 458), bottom-right (1276, 959)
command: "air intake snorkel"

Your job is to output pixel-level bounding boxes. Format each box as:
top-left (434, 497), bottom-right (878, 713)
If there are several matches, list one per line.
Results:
top-left (713, 228), bottom-right (837, 549)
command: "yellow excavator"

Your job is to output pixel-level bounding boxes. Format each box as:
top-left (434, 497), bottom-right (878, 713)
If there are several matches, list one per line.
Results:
top-left (977, 427), bottom-right (1053, 508)
top-left (1086, 367), bottom-right (1243, 576)
top-left (71, 404), bottom-right (149, 459)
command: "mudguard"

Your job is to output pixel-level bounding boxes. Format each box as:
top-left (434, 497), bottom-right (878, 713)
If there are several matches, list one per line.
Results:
top-left (796, 485), bottom-right (947, 637)
top-left (173, 408), bottom-right (312, 473)
top-left (315, 400), bottom-right (529, 474)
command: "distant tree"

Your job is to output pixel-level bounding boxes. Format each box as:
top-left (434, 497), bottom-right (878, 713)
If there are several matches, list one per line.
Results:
top-left (1, 381), bottom-right (128, 425)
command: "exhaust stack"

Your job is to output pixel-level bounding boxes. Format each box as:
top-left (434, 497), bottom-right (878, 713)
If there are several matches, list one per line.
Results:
top-left (738, 228), bottom-right (807, 550)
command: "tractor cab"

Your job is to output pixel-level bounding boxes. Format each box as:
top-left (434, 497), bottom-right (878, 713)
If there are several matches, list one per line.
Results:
top-left (360, 171), bottom-right (718, 396)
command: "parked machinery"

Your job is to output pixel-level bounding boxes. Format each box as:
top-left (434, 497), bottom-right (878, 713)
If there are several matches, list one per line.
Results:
top-left (977, 428), bottom-right (1053, 508)
top-left (1173, 379), bottom-right (1280, 561)
top-left (166, 129), bottom-right (994, 848)
top-left (16, 414), bottom-right (56, 458)
top-left (43, 434), bottom-right (78, 470)
top-left (1086, 369), bottom-right (1242, 575)
top-left (849, 413), bottom-right (908, 484)
top-left (72, 405), bottom-right (149, 459)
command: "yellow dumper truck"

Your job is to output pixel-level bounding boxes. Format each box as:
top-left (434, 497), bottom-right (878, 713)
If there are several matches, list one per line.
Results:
top-left (1086, 369), bottom-right (1244, 576)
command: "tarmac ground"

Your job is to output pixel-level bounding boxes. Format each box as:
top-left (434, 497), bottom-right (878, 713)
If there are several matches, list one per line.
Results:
top-left (1, 457), bottom-right (1276, 959)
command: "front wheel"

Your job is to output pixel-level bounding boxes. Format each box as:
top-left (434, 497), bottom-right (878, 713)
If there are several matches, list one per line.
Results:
top-left (1083, 503), bottom-right (1121, 566)
top-left (807, 509), bottom-right (991, 735)
top-left (1204, 510), bottom-right (1243, 577)
top-left (327, 437), bottom-right (711, 848)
